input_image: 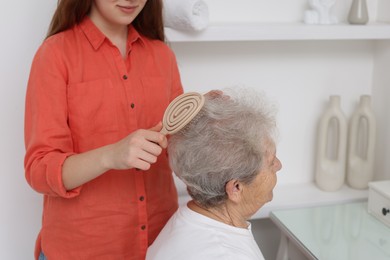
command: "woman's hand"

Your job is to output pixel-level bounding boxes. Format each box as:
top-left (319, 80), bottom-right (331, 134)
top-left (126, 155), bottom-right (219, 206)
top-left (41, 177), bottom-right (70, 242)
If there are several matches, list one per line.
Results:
top-left (205, 90), bottom-right (230, 100)
top-left (62, 122), bottom-right (167, 190)
top-left (104, 122), bottom-right (168, 171)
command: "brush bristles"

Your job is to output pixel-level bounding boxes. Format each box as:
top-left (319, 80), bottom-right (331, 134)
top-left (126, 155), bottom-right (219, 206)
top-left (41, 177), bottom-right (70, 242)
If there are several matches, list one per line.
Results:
top-left (178, 109), bottom-right (205, 134)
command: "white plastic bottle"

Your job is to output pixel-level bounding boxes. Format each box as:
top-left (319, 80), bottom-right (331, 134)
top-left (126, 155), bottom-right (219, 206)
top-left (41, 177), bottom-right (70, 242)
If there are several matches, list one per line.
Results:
top-left (347, 95), bottom-right (376, 189)
top-left (315, 96), bottom-right (348, 192)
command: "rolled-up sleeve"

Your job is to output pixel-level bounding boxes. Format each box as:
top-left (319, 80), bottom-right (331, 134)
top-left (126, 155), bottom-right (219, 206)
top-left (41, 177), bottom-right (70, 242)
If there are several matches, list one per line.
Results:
top-left (24, 40), bottom-right (81, 198)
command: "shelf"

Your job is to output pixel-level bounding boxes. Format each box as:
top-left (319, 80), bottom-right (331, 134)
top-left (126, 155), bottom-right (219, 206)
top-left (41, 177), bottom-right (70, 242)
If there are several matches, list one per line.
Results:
top-left (177, 182), bottom-right (368, 219)
top-left (165, 22), bottom-right (390, 42)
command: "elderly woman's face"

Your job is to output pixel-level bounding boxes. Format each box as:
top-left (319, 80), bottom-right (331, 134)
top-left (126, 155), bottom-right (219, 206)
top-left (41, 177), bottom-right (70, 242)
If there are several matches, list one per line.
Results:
top-left (241, 140), bottom-right (282, 217)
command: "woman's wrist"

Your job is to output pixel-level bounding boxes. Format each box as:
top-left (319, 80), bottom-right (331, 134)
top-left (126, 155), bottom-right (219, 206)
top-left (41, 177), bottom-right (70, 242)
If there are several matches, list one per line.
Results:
top-left (99, 144), bottom-right (115, 172)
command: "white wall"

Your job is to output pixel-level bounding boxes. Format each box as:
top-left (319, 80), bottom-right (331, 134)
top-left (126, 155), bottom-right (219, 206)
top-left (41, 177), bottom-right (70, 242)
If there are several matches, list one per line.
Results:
top-left (0, 1), bottom-right (56, 259)
top-left (171, 40), bottom-right (373, 187)
top-left (1, 0), bottom-right (387, 259)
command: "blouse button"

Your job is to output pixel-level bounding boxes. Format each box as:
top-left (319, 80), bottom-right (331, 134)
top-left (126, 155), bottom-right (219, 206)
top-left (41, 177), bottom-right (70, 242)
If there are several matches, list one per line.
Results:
top-left (139, 196), bottom-right (145, 201)
top-left (123, 75), bottom-right (128, 80)
top-left (130, 103), bottom-right (135, 109)
top-left (141, 225), bottom-right (146, 230)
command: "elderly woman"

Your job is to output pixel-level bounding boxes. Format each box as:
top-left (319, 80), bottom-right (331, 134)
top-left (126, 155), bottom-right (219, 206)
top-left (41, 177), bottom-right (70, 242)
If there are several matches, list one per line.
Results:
top-left (146, 89), bottom-right (282, 260)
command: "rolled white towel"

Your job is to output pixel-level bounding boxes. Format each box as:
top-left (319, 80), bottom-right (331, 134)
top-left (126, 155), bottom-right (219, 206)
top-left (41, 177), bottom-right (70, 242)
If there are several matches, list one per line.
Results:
top-left (163, 0), bottom-right (209, 31)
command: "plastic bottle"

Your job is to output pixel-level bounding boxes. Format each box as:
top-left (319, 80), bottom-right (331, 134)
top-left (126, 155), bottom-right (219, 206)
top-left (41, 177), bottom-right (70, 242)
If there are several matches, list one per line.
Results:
top-left (315, 96), bottom-right (348, 191)
top-left (347, 95), bottom-right (376, 189)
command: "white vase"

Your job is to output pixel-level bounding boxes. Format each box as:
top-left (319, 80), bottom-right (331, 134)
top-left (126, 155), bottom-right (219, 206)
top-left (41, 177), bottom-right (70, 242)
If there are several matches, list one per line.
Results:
top-left (315, 96), bottom-right (348, 192)
top-left (348, 0), bottom-right (369, 25)
top-left (347, 95), bottom-right (376, 189)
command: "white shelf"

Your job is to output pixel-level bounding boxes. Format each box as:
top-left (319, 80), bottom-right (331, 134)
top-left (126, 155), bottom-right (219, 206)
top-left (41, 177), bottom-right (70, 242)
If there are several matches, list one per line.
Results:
top-left (177, 182), bottom-right (368, 219)
top-left (165, 22), bottom-right (390, 42)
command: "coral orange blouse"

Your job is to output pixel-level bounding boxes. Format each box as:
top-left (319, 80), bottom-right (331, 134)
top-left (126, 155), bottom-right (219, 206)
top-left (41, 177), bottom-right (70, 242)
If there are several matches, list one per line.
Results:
top-left (24, 17), bottom-right (183, 260)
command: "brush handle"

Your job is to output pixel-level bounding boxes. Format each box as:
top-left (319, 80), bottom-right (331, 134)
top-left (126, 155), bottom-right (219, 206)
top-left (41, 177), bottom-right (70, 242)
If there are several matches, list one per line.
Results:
top-left (160, 127), bottom-right (168, 135)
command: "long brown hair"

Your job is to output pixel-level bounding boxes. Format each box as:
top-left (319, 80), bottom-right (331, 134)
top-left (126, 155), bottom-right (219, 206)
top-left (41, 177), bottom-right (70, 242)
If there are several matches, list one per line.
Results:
top-left (46, 0), bottom-right (165, 41)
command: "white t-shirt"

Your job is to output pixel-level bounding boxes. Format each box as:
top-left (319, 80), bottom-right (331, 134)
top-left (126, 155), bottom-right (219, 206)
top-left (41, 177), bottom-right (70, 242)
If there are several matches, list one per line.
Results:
top-left (146, 204), bottom-right (265, 260)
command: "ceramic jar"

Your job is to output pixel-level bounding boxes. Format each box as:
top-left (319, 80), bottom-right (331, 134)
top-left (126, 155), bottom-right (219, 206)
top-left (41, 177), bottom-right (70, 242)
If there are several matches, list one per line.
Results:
top-left (315, 96), bottom-right (348, 191)
top-left (348, 0), bottom-right (369, 25)
top-left (347, 95), bottom-right (376, 189)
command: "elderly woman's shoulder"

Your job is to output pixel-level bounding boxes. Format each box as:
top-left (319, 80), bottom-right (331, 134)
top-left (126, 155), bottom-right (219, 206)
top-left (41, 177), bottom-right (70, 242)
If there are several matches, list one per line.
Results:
top-left (147, 206), bottom-right (264, 260)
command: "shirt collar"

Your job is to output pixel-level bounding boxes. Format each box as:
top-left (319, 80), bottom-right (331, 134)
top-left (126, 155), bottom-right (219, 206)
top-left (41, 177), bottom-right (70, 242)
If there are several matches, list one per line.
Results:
top-left (79, 16), bottom-right (145, 51)
top-left (127, 24), bottom-right (145, 49)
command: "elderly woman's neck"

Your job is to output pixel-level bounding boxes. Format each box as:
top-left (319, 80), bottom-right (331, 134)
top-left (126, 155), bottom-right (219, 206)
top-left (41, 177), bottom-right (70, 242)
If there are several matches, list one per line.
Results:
top-left (188, 200), bottom-right (248, 228)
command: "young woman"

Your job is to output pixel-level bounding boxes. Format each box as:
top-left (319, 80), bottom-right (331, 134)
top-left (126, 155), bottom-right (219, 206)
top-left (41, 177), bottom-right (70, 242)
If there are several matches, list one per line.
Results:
top-left (24, 0), bottom-right (183, 259)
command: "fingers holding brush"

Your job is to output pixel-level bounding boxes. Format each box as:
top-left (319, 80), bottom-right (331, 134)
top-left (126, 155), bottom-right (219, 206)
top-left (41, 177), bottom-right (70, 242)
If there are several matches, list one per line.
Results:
top-left (104, 125), bottom-right (167, 171)
top-left (205, 89), bottom-right (230, 100)
top-left (148, 121), bottom-right (168, 149)
top-left (205, 89), bottom-right (223, 99)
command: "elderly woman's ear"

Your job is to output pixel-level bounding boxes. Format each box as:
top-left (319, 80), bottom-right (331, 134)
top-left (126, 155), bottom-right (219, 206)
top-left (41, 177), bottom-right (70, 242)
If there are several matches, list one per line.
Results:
top-left (225, 179), bottom-right (242, 202)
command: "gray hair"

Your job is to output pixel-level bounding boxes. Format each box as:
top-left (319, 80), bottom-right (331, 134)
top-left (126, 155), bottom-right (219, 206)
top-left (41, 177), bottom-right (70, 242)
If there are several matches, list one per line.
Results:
top-left (168, 88), bottom-right (277, 208)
